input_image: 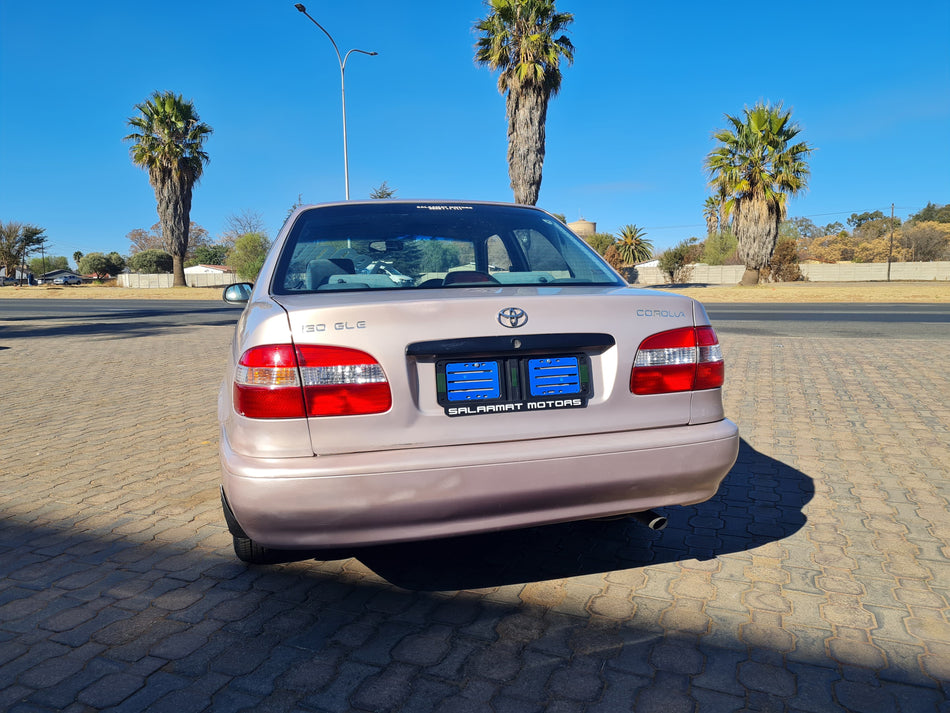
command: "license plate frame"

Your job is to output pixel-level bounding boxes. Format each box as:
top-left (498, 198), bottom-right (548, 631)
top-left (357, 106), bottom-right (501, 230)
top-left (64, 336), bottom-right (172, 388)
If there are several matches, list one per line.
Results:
top-left (436, 353), bottom-right (591, 417)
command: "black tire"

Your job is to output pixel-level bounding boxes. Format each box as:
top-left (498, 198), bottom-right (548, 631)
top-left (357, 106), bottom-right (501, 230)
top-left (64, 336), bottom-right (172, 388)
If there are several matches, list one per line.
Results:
top-left (232, 534), bottom-right (276, 564)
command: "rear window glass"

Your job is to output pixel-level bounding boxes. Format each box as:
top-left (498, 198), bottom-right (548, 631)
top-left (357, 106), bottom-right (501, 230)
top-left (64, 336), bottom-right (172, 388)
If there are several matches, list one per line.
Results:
top-left (271, 203), bottom-right (623, 294)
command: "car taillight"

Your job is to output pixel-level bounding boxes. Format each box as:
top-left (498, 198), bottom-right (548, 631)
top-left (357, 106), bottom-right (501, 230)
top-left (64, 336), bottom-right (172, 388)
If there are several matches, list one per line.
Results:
top-left (234, 345), bottom-right (307, 418)
top-left (296, 345), bottom-right (391, 417)
top-left (630, 326), bottom-right (724, 395)
top-left (234, 345), bottom-right (391, 418)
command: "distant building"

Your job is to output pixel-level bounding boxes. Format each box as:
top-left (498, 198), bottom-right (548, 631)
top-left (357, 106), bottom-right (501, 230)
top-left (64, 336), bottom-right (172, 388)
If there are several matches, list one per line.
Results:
top-left (38, 269), bottom-right (81, 284)
top-left (568, 219), bottom-right (596, 237)
top-left (184, 264), bottom-right (234, 275)
top-left (1, 267), bottom-right (31, 284)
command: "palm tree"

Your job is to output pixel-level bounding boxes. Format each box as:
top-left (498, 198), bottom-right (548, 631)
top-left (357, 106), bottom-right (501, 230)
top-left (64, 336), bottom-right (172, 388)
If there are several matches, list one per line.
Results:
top-left (705, 102), bottom-right (811, 285)
top-left (125, 91), bottom-right (212, 287)
top-left (615, 224), bottom-right (653, 264)
top-left (475, 0), bottom-right (574, 206)
top-left (702, 196), bottom-right (719, 239)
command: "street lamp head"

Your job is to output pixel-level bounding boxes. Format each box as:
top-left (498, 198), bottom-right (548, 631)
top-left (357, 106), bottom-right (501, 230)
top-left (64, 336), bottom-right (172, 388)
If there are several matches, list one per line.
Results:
top-left (294, 4), bottom-right (306, 12)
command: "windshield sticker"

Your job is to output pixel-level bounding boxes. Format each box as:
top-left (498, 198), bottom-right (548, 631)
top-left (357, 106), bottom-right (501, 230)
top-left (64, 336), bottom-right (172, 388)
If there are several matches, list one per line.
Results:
top-left (415, 205), bottom-right (474, 211)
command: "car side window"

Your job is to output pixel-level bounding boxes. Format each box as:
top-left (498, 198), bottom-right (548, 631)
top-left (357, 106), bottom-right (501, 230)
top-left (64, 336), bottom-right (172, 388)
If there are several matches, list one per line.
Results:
top-left (516, 229), bottom-right (571, 276)
top-left (486, 235), bottom-right (513, 273)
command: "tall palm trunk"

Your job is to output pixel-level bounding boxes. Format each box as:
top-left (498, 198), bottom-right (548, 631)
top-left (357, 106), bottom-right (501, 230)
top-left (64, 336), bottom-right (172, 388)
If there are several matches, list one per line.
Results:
top-left (155, 172), bottom-right (193, 287)
top-left (506, 85), bottom-right (548, 205)
top-left (734, 195), bottom-right (779, 286)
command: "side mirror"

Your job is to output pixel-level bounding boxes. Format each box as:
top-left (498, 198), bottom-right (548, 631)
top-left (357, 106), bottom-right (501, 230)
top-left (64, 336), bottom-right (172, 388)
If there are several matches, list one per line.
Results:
top-left (223, 282), bottom-right (253, 305)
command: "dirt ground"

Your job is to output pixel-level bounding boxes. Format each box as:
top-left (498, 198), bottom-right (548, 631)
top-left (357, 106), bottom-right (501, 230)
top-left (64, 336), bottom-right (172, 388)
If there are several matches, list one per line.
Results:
top-left (0, 281), bottom-right (947, 302)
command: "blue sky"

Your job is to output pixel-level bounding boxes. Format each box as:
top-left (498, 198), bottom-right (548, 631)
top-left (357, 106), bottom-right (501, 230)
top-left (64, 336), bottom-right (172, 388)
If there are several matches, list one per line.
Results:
top-left (2, 0), bottom-right (949, 264)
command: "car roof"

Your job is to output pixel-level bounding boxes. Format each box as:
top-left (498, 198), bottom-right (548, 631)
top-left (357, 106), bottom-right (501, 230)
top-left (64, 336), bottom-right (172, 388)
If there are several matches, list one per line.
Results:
top-left (285, 199), bottom-right (552, 221)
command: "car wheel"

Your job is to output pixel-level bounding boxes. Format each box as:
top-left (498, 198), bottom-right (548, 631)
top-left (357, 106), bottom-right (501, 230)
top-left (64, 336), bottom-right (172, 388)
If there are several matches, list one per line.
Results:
top-left (232, 534), bottom-right (277, 564)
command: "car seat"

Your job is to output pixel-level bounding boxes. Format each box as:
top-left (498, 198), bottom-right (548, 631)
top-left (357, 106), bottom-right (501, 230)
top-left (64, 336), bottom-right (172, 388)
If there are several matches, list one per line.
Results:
top-left (306, 258), bottom-right (355, 289)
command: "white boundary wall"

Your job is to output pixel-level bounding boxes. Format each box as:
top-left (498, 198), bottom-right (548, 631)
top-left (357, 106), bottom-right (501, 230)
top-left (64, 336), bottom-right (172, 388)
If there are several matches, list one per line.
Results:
top-left (120, 263), bottom-right (950, 288)
top-left (630, 262), bottom-right (950, 285)
top-left (118, 273), bottom-right (240, 288)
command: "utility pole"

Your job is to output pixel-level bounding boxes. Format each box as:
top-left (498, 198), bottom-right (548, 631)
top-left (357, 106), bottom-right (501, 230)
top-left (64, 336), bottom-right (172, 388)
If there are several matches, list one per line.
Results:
top-left (886, 203), bottom-right (895, 282)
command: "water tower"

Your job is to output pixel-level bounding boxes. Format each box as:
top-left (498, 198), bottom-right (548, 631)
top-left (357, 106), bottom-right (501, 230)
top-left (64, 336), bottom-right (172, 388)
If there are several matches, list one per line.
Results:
top-left (568, 218), bottom-right (596, 237)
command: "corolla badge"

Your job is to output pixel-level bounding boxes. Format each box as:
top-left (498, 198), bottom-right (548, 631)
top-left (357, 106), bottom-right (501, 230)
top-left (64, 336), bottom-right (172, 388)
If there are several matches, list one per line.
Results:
top-left (498, 307), bottom-right (528, 328)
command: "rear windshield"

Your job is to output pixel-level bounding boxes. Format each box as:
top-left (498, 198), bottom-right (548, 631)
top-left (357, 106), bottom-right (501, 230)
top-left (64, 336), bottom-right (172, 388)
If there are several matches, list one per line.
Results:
top-left (271, 202), bottom-right (624, 294)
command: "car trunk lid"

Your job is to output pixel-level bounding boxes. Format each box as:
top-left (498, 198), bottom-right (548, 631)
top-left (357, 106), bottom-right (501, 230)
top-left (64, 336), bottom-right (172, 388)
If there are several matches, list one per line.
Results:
top-left (273, 286), bottom-right (704, 456)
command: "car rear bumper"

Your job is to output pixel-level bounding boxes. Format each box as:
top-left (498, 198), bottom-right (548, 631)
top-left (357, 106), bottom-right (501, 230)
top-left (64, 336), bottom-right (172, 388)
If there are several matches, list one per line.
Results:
top-left (220, 419), bottom-right (740, 549)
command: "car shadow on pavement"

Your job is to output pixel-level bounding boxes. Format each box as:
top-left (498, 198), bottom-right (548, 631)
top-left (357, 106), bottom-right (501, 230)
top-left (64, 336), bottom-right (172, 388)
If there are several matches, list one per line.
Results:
top-left (4, 464), bottom-right (940, 712)
top-left (329, 438), bottom-right (814, 591)
top-left (0, 304), bottom-right (243, 340)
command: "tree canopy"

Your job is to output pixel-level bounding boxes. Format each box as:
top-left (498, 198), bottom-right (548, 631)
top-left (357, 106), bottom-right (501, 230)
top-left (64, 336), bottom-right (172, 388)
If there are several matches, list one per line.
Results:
top-left (908, 202), bottom-right (950, 224)
top-left (79, 252), bottom-right (125, 280)
top-left (186, 244), bottom-right (230, 267)
top-left (658, 238), bottom-right (701, 284)
top-left (127, 222), bottom-right (211, 259)
top-left (369, 181), bottom-right (397, 199)
top-left (228, 232), bottom-right (271, 281)
top-left (128, 249), bottom-right (174, 274)
top-left (222, 211), bottom-right (267, 248)
top-left (780, 215), bottom-right (950, 263)
top-left (584, 232), bottom-right (616, 256)
top-left (0, 221), bottom-right (46, 279)
top-left (29, 256), bottom-right (69, 275)
top-left (700, 225), bottom-right (739, 265)
top-left (847, 210), bottom-right (887, 228)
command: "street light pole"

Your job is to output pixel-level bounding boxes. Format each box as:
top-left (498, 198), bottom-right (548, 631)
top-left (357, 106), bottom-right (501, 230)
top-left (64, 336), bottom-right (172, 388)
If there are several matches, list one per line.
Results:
top-left (294, 3), bottom-right (377, 200)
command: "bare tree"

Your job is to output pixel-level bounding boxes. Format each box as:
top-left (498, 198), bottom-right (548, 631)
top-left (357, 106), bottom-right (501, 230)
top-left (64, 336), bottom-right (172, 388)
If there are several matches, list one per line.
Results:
top-left (127, 222), bottom-right (211, 257)
top-left (222, 210), bottom-right (267, 248)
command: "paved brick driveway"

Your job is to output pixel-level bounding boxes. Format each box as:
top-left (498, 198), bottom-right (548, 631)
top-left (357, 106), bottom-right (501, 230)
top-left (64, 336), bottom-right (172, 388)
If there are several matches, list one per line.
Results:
top-left (1, 307), bottom-right (948, 712)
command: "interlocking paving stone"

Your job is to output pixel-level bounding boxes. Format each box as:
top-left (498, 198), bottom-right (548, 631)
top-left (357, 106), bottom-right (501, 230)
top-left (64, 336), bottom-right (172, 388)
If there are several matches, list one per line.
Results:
top-left (1, 305), bottom-right (949, 711)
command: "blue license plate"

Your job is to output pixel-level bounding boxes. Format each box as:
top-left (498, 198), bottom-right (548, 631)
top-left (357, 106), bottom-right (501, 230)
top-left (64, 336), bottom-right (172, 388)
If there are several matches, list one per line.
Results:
top-left (444, 361), bottom-right (501, 402)
top-left (527, 357), bottom-right (581, 396)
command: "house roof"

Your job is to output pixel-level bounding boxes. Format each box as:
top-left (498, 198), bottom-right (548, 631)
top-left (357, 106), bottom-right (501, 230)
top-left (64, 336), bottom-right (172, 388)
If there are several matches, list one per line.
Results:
top-left (183, 264), bottom-right (234, 273)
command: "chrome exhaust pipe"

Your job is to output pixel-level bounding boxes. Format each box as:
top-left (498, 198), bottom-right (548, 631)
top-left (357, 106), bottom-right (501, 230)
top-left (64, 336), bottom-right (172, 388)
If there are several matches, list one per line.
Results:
top-left (631, 510), bottom-right (668, 531)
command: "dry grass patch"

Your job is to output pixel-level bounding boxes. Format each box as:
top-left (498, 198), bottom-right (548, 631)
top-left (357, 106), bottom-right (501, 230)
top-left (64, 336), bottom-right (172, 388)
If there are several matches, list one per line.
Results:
top-left (1, 281), bottom-right (947, 303)
top-left (654, 281), bottom-right (949, 303)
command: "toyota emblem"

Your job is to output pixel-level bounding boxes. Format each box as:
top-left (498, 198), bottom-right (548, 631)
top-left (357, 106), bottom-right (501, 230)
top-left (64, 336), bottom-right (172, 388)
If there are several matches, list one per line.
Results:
top-left (498, 307), bottom-right (528, 328)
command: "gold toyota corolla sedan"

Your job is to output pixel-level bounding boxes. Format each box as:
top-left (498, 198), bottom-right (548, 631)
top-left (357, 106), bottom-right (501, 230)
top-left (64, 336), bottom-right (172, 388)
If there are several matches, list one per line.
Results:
top-left (219, 201), bottom-right (739, 563)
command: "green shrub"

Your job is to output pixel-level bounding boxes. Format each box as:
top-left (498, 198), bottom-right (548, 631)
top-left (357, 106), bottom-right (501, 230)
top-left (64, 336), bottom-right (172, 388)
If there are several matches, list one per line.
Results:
top-left (658, 238), bottom-right (700, 283)
top-left (128, 249), bottom-right (173, 273)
